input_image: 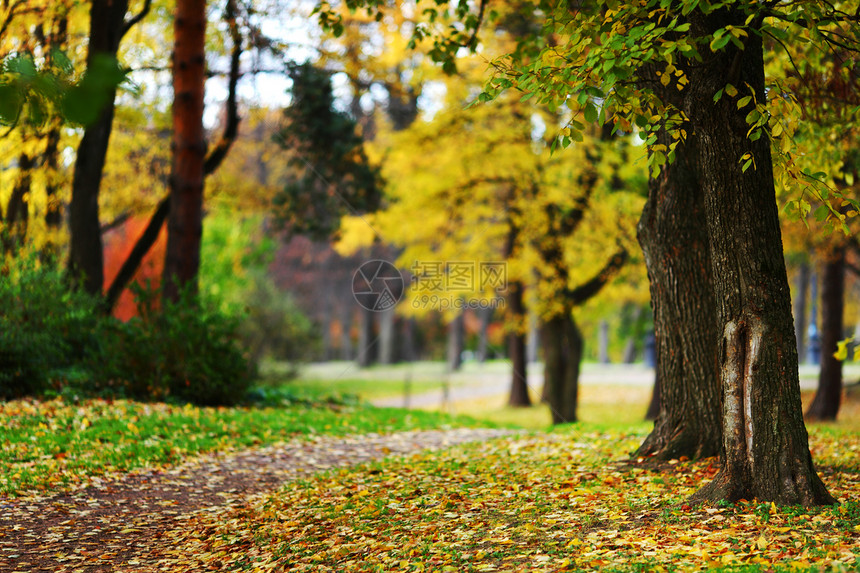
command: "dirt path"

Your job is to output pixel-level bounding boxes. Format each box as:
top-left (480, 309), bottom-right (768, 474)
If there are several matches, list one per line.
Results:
top-left (0, 428), bottom-right (514, 572)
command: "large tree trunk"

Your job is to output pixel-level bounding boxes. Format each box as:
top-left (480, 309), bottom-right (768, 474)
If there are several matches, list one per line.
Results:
top-left (541, 312), bottom-right (582, 424)
top-left (686, 9), bottom-right (834, 505)
top-left (68, 0), bottom-right (131, 295)
top-left (163, 0), bottom-right (207, 303)
top-left (635, 133), bottom-right (721, 460)
top-left (507, 280), bottom-right (530, 406)
top-left (806, 244), bottom-right (846, 421)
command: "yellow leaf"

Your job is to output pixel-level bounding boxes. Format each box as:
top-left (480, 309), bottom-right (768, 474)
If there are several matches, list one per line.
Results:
top-left (756, 533), bottom-right (768, 550)
top-left (725, 83), bottom-right (738, 97)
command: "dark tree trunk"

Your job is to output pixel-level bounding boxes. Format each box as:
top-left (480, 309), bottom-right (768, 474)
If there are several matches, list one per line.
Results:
top-left (507, 280), bottom-right (530, 406)
top-left (68, 0), bottom-right (131, 295)
top-left (794, 259), bottom-right (810, 362)
top-left (3, 152), bottom-right (32, 254)
top-left (635, 132), bottom-right (721, 460)
top-left (541, 312), bottom-right (582, 424)
top-left (686, 8), bottom-right (834, 505)
top-left (447, 309), bottom-right (465, 372)
top-left (163, 0), bottom-right (207, 303)
top-left (806, 244), bottom-right (846, 421)
top-left (357, 306), bottom-right (376, 368)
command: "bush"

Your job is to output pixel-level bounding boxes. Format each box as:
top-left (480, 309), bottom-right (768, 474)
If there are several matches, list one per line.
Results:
top-left (0, 256), bottom-right (102, 400)
top-left (237, 273), bottom-right (320, 365)
top-left (1, 256), bottom-right (253, 406)
top-left (96, 285), bottom-right (254, 406)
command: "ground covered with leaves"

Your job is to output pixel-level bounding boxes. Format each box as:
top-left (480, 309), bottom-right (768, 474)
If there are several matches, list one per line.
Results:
top-left (155, 428), bottom-right (860, 573)
top-left (0, 397), bottom-right (498, 497)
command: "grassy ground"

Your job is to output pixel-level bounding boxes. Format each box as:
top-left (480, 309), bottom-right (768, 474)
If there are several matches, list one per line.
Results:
top-left (0, 398), bottom-right (500, 497)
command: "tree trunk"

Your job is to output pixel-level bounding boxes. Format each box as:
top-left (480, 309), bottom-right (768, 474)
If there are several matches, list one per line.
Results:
top-left (806, 244), bottom-right (845, 421)
top-left (506, 280), bottom-right (530, 405)
top-left (378, 307), bottom-right (395, 364)
top-left (598, 320), bottom-right (610, 364)
top-left (635, 132), bottom-right (721, 460)
top-left (68, 0), bottom-right (131, 295)
top-left (447, 309), bottom-right (465, 372)
top-left (686, 9), bottom-right (834, 505)
top-left (340, 306), bottom-right (353, 361)
top-left (357, 306), bottom-right (376, 368)
top-left (793, 259), bottom-right (810, 363)
top-left (541, 312), bottom-right (582, 424)
top-left (163, 0), bottom-right (207, 303)
top-left (3, 152), bottom-right (32, 254)
top-left (476, 306), bottom-right (492, 363)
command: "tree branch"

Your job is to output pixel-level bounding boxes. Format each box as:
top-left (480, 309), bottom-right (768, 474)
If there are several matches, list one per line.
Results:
top-left (121, 0), bottom-right (152, 40)
top-left (100, 212), bottom-right (132, 235)
top-left (103, 195), bottom-right (169, 312)
top-left (567, 247), bottom-right (629, 306)
top-left (203, 0), bottom-right (242, 176)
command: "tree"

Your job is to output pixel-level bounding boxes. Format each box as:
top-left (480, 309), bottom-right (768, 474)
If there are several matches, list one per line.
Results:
top-left (474, 0), bottom-right (860, 504)
top-left (162, 0), bottom-right (207, 302)
top-left (806, 243), bottom-right (846, 421)
top-left (68, 0), bottom-right (151, 295)
top-left (634, 131), bottom-right (721, 460)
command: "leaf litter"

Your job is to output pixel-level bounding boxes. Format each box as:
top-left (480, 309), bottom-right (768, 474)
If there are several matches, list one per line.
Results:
top-left (153, 429), bottom-right (860, 572)
top-left (0, 428), bottom-right (513, 572)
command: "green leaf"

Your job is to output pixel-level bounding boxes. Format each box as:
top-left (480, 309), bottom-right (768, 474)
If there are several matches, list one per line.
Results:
top-left (583, 103), bottom-right (598, 124)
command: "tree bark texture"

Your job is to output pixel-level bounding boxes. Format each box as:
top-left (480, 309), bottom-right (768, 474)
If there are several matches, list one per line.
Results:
top-left (635, 133), bottom-right (721, 461)
top-left (686, 8), bottom-right (834, 506)
top-left (507, 281), bottom-right (531, 407)
top-left (806, 245), bottom-right (846, 421)
top-left (68, 0), bottom-right (130, 295)
top-left (163, 0), bottom-right (207, 303)
top-left (541, 312), bottom-right (582, 424)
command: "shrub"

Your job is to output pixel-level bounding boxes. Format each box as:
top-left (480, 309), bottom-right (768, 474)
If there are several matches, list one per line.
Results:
top-left (96, 285), bottom-right (254, 406)
top-left (237, 272), bottom-right (320, 365)
top-left (0, 256), bottom-right (102, 400)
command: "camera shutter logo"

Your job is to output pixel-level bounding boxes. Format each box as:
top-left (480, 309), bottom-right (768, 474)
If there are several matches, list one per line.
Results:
top-left (352, 260), bottom-right (404, 311)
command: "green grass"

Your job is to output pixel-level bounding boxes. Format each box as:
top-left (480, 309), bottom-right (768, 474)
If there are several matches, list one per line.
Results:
top-left (0, 397), bottom-right (500, 497)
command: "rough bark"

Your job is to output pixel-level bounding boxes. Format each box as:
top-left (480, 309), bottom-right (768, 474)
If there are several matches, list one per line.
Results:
top-left (68, 0), bottom-right (132, 295)
top-left (162, 0), bottom-right (207, 303)
top-left (686, 8), bottom-right (834, 506)
top-left (645, 371), bottom-right (661, 421)
top-left (541, 313), bottom-right (582, 423)
top-left (805, 244), bottom-right (846, 421)
top-left (507, 281), bottom-right (531, 407)
top-left (635, 133), bottom-right (721, 461)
